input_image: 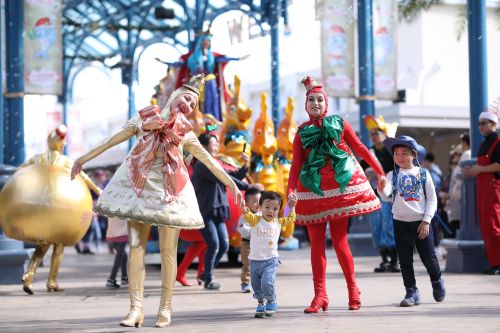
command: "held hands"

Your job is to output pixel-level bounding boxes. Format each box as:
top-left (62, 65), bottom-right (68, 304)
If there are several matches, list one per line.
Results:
top-left (417, 221), bottom-right (430, 239)
top-left (70, 161), bottom-right (83, 180)
top-left (287, 192), bottom-right (298, 207)
top-left (377, 174), bottom-right (387, 191)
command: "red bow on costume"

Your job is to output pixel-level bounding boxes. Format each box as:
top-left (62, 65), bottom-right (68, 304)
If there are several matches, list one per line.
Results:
top-left (126, 105), bottom-right (193, 202)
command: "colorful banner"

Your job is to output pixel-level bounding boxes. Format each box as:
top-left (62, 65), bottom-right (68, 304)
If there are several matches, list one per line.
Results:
top-left (320, 0), bottom-right (355, 98)
top-left (373, 0), bottom-right (398, 100)
top-left (24, 0), bottom-right (63, 95)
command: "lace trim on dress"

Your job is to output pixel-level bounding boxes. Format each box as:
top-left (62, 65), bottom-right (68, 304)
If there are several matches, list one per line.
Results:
top-left (296, 199), bottom-right (380, 224)
top-left (94, 202), bottom-right (204, 229)
top-left (296, 182), bottom-right (372, 200)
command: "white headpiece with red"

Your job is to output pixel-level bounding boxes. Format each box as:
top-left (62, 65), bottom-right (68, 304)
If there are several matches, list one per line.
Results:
top-left (479, 97), bottom-right (499, 124)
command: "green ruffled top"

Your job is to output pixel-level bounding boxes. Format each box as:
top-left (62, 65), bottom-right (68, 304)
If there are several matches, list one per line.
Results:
top-left (298, 115), bottom-right (355, 196)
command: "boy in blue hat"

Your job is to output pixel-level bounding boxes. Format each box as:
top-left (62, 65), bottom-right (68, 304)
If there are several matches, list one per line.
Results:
top-left (377, 136), bottom-right (446, 307)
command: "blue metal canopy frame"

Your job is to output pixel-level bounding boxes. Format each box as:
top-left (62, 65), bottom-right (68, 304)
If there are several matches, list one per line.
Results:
top-left (60, 0), bottom-right (288, 151)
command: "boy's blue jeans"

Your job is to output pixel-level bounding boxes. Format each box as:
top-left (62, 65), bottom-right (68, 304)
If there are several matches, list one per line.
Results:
top-left (250, 257), bottom-right (279, 302)
top-left (393, 220), bottom-right (442, 289)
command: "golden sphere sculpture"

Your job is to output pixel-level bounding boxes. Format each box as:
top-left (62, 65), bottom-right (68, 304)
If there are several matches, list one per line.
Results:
top-left (0, 164), bottom-right (93, 246)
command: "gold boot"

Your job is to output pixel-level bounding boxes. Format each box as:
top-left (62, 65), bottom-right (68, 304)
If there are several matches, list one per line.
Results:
top-left (21, 275), bottom-right (34, 295)
top-left (46, 243), bottom-right (65, 292)
top-left (155, 287), bottom-right (173, 328)
top-left (22, 242), bottom-right (50, 295)
top-left (46, 280), bottom-right (64, 292)
top-left (119, 289), bottom-right (144, 328)
top-left (155, 227), bottom-right (179, 327)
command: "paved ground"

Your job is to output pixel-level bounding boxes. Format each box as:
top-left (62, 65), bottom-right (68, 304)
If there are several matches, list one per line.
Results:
top-left (0, 246), bottom-right (499, 333)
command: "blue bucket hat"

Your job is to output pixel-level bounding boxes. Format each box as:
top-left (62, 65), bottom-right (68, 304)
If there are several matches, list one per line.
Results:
top-left (383, 135), bottom-right (426, 166)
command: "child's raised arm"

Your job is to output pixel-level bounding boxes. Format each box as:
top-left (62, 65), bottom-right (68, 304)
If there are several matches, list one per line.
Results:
top-left (240, 206), bottom-right (261, 227)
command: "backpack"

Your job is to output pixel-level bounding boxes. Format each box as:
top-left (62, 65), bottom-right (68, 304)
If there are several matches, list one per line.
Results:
top-left (391, 167), bottom-right (453, 236)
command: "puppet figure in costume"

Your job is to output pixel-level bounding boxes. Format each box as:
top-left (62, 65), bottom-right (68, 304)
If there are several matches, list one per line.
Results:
top-left (4, 126), bottom-right (102, 294)
top-left (158, 30), bottom-right (246, 121)
top-left (363, 115), bottom-right (400, 273)
top-left (287, 77), bottom-right (385, 313)
top-left (71, 74), bottom-right (243, 328)
top-left (463, 99), bottom-right (500, 275)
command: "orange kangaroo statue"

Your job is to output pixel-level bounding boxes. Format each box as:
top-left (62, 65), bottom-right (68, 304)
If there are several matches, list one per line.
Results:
top-left (219, 75), bottom-right (253, 164)
top-left (250, 93), bottom-right (278, 191)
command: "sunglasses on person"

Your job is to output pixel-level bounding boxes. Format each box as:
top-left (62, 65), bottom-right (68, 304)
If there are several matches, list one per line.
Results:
top-left (478, 121), bottom-right (492, 126)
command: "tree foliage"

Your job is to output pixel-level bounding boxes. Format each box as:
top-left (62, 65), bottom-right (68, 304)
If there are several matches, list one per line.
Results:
top-left (398, 0), bottom-right (441, 23)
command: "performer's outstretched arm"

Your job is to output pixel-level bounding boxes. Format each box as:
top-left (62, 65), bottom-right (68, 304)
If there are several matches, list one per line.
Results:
top-left (71, 129), bottom-right (134, 179)
top-left (154, 57), bottom-right (185, 68)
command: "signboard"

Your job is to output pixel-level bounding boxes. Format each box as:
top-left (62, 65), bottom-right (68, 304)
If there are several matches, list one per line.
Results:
top-left (320, 0), bottom-right (355, 98)
top-left (373, 0), bottom-right (398, 100)
top-left (24, 0), bottom-right (63, 95)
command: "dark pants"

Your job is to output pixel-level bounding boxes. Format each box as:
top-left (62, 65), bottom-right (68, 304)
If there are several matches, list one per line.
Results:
top-left (109, 242), bottom-right (128, 281)
top-left (199, 218), bottom-right (229, 283)
top-left (393, 220), bottom-right (442, 289)
top-left (430, 217), bottom-right (442, 247)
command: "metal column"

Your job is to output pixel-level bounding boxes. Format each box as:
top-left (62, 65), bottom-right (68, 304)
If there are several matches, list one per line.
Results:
top-left (0, 1), bottom-right (32, 282)
top-left (347, 0), bottom-right (378, 256)
top-left (0, 3), bottom-right (4, 164)
top-left (270, 0), bottom-right (281, 130)
top-left (126, 14), bottom-right (135, 151)
top-left (467, 0), bottom-right (488, 155)
top-left (4, 0), bottom-right (25, 166)
top-left (357, 0), bottom-right (375, 147)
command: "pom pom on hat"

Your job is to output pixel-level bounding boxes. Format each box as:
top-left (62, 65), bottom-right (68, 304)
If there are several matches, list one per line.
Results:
top-left (47, 125), bottom-right (67, 142)
top-left (301, 76), bottom-right (323, 93)
top-left (55, 125), bottom-right (67, 140)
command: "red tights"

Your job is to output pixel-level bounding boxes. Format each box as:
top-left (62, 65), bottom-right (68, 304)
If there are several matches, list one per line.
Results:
top-left (176, 241), bottom-right (206, 283)
top-left (306, 217), bottom-right (360, 308)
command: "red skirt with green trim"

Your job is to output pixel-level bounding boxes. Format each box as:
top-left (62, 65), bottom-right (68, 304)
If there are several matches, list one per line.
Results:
top-left (295, 156), bottom-right (380, 225)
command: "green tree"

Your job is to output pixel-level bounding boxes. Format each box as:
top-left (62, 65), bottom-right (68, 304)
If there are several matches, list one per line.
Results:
top-left (398, 0), bottom-right (441, 23)
top-left (398, 0), bottom-right (500, 41)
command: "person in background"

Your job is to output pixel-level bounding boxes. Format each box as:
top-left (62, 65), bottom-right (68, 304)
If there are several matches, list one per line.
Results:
top-left (192, 134), bottom-right (253, 290)
top-left (94, 169), bottom-right (111, 250)
top-left (422, 153), bottom-right (444, 253)
top-left (439, 135), bottom-right (468, 238)
top-left (237, 187), bottom-right (262, 293)
top-left (106, 217), bottom-right (129, 289)
top-left (463, 106), bottom-right (500, 275)
top-left (362, 115), bottom-right (400, 273)
top-left (438, 151), bottom-right (461, 238)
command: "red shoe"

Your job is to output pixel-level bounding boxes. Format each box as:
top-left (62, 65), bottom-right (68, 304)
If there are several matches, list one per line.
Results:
top-left (304, 296), bottom-right (329, 313)
top-left (348, 288), bottom-right (361, 310)
top-left (176, 275), bottom-right (193, 287)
